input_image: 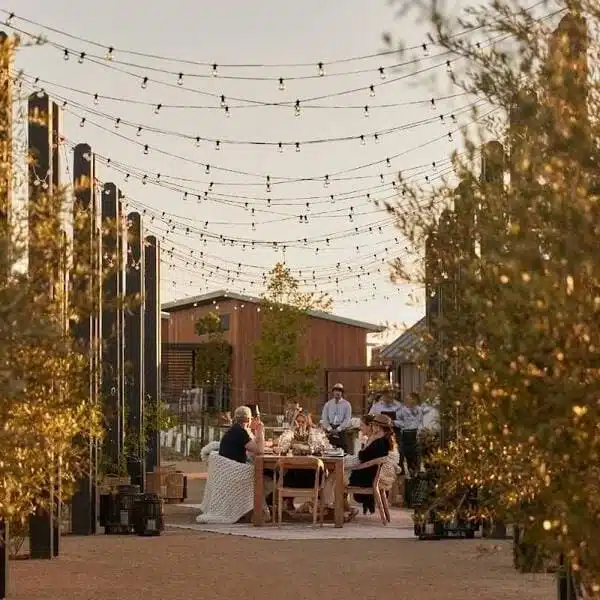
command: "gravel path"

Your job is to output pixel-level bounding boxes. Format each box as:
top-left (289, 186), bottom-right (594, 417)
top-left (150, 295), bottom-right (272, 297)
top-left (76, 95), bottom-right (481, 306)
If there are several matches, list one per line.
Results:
top-left (8, 530), bottom-right (553, 600)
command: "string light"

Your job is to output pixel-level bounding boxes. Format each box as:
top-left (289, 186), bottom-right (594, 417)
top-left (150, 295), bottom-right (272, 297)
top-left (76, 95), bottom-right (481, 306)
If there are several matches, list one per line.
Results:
top-left (295, 100), bottom-right (301, 116)
top-left (141, 76), bottom-right (148, 89)
top-left (278, 77), bottom-right (285, 91)
top-left (177, 72), bottom-right (184, 86)
top-left (105, 46), bottom-right (114, 61)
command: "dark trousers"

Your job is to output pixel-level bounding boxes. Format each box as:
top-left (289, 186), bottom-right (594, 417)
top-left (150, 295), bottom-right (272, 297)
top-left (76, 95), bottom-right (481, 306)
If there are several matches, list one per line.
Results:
top-left (327, 429), bottom-right (348, 453)
top-left (401, 429), bottom-right (420, 476)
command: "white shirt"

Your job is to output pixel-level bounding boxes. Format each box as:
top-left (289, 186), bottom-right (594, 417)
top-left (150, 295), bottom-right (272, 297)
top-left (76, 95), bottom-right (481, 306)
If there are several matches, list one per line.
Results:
top-left (369, 400), bottom-right (403, 428)
top-left (421, 404), bottom-right (441, 433)
top-left (320, 398), bottom-right (352, 431)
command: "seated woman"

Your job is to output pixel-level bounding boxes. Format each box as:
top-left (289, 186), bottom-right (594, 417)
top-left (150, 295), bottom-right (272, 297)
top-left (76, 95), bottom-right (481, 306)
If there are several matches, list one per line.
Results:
top-left (323, 414), bottom-right (397, 519)
top-left (277, 409), bottom-right (330, 511)
top-left (348, 413), bottom-right (397, 515)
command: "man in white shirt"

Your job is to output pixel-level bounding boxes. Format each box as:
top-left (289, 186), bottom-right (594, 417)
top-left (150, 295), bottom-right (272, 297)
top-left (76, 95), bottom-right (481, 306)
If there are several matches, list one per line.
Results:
top-left (320, 383), bottom-right (352, 452)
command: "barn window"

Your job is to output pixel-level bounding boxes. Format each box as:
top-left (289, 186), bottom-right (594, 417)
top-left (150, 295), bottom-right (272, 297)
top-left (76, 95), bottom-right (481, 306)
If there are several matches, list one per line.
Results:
top-left (219, 314), bottom-right (230, 331)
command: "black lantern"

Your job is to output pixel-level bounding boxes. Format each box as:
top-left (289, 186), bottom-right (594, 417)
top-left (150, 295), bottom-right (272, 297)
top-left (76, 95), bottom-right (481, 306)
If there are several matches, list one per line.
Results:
top-left (105, 485), bottom-right (140, 534)
top-left (133, 494), bottom-right (163, 536)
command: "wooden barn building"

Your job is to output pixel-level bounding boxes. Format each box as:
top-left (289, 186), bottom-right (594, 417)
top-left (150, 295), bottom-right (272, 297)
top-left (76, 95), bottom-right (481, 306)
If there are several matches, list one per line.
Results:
top-left (161, 290), bottom-right (382, 415)
top-left (378, 316), bottom-right (427, 401)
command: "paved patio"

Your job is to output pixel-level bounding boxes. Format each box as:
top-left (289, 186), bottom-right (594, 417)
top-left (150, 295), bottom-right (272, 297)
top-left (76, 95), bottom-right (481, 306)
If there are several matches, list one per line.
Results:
top-left (7, 528), bottom-right (554, 600)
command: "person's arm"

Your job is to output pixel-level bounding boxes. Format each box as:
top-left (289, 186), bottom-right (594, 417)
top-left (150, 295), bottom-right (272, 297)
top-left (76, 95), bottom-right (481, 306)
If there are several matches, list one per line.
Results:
top-left (320, 401), bottom-right (331, 431)
top-left (395, 405), bottom-right (406, 430)
top-left (339, 401), bottom-right (352, 430)
top-left (245, 421), bottom-right (265, 455)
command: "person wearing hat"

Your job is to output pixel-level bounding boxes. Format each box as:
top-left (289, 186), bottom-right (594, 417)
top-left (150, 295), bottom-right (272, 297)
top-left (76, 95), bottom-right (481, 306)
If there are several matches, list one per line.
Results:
top-left (320, 383), bottom-right (352, 453)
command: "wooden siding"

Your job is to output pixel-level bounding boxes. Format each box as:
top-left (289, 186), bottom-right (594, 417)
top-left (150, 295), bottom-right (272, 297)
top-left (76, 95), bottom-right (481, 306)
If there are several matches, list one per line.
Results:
top-left (396, 362), bottom-right (427, 401)
top-left (162, 300), bottom-right (370, 416)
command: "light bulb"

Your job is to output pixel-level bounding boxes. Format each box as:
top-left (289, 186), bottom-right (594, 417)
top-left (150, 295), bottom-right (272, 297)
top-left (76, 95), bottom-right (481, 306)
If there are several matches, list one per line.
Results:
top-left (369, 84), bottom-right (375, 97)
top-left (278, 77), bottom-right (285, 91)
top-left (431, 98), bottom-right (436, 110)
top-left (141, 77), bottom-right (148, 89)
top-left (215, 140), bottom-right (221, 150)
top-left (374, 133), bottom-right (379, 143)
top-left (177, 72), bottom-right (184, 86)
top-left (330, 194), bottom-right (335, 203)
top-left (154, 103), bottom-right (162, 114)
top-left (295, 100), bottom-right (301, 116)
top-left (318, 62), bottom-right (325, 76)
top-left (252, 222), bottom-right (256, 231)
top-left (422, 43), bottom-right (429, 56)
top-left (295, 142), bottom-right (300, 152)
top-left (143, 145), bottom-right (149, 155)
top-left (324, 175), bottom-right (329, 187)
top-left (446, 60), bottom-right (452, 72)
top-left (379, 67), bottom-right (386, 80)
top-left (79, 118), bottom-right (86, 127)
top-left (105, 46), bottom-right (114, 61)
top-left (93, 93), bottom-right (99, 105)
top-left (386, 158), bottom-right (391, 167)
top-left (63, 49), bottom-right (69, 61)
top-left (364, 105), bottom-right (369, 117)
top-left (78, 52), bottom-right (85, 64)
top-left (205, 164), bottom-right (210, 174)
top-left (278, 142), bottom-right (283, 153)
top-left (136, 127), bottom-right (142, 137)
top-left (220, 94), bottom-right (226, 108)
top-left (212, 63), bottom-right (218, 77)
top-left (360, 135), bottom-right (366, 146)
top-left (224, 106), bottom-right (230, 117)
top-left (195, 137), bottom-right (201, 147)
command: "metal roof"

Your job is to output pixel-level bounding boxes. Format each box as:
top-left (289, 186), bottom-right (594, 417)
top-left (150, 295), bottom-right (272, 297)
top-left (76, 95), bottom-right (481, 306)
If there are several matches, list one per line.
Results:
top-left (161, 289), bottom-right (384, 332)
top-left (380, 316), bottom-right (427, 362)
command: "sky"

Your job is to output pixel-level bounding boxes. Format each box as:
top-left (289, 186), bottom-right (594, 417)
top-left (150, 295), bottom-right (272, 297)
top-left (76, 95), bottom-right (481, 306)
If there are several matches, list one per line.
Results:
top-left (9, 0), bottom-right (479, 339)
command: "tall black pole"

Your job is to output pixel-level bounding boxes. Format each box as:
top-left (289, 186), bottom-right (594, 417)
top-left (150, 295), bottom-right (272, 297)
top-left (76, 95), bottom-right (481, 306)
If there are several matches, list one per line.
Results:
top-left (70, 143), bottom-right (95, 535)
top-left (144, 235), bottom-right (161, 473)
top-left (27, 91), bottom-right (60, 559)
top-left (125, 212), bottom-right (145, 487)
top-left (101, 183), bottom-right (124, 471)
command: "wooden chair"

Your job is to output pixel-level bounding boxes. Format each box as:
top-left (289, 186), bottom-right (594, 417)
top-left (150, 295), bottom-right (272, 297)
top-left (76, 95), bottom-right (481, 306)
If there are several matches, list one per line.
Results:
top-left (274, 457), bottom-right (326, 527)
top-left (346, 457), bottom-right (391, 525)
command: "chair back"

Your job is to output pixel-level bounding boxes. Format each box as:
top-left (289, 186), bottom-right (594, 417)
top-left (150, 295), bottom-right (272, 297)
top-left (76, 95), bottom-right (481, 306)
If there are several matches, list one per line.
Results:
top-left (276, 456), bottom-right (325, 494)
top-left (370, 457), bottom-right (388, 489)
top-left (276, 456), bottom-right (325, 474)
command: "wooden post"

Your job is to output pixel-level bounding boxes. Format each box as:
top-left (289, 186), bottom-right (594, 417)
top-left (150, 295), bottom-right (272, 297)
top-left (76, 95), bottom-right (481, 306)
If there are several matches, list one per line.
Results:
top-left (27, 91), bottom-right (61, 559)
top-left (101, 183), bottom-right (124, 470)
top-left (0, 32), bottom-right (14, 231)
top-left (125, 212), bottom-right (145, 488)
top-left (70, 143), bottom-right (95, 535)
top-left (144, 235), bottom-right (160, 473)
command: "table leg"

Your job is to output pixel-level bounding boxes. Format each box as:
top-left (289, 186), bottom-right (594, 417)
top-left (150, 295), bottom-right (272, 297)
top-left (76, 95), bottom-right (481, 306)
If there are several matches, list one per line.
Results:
top-left (253, 455), bottom-right (265, 527)
top-left (334, 461), bottom-right (344, 528)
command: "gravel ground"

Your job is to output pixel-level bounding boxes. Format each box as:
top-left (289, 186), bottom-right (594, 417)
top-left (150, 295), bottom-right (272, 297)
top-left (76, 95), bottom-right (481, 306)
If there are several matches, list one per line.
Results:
top-left (8, 529), bottom-right (553, 600)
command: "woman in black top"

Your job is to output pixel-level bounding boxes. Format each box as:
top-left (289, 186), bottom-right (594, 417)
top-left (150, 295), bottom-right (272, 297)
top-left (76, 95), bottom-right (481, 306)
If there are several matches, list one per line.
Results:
top-left (348, 413), bottom-right (397, 514)
top-left (219, 405), bottom-right (264, 463)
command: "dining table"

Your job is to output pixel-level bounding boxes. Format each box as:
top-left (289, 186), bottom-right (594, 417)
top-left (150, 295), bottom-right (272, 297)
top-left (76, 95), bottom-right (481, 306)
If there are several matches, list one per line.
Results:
top-left (252, 453), bottom-right (346, 528)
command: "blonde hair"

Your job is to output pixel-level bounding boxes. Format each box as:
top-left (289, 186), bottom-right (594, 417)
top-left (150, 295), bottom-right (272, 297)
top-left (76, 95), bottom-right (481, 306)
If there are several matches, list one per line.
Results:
top-left (233, 406), bottom-right (252, 424)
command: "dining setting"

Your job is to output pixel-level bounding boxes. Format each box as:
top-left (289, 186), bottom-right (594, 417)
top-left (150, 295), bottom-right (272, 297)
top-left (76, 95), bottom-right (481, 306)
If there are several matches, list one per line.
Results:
top-left (196, 386), bottom-right (400, 530)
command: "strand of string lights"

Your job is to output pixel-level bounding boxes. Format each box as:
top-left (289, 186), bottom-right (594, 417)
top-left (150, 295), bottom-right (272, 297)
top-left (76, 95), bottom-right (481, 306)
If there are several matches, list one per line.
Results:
top-left (11, 71), bottom-right (472, 110)
top-left (5, 17), bottom-right (525, 110)
top-left (49, 89), bottom-right (490, 192)
top-left (17, 70), bottom-right (481, 150)
top-left (4, 0), bottom-right (549, 70)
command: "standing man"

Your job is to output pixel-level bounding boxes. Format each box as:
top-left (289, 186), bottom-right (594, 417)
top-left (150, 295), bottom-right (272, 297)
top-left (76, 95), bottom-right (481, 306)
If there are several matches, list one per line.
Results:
top-left (320, 383), bottom-right (352, 452)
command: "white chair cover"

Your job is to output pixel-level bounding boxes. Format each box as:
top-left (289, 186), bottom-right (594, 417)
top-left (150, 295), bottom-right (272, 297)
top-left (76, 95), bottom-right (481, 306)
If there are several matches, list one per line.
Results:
top-left (196, 452), bottom-right (255, 524)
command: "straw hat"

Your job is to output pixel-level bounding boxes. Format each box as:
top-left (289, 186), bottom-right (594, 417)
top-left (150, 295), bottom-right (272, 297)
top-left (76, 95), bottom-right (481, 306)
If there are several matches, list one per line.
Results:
top-left (372, 413), bottom-right (393, 428)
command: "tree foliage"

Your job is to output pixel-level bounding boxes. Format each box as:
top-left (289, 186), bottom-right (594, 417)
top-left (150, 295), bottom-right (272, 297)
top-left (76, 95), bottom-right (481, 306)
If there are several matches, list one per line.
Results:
top-left (253, 263), bottom-right (332, 402)
top-left (195, 311), bottom-right (232, 385)
top-left (0, 36), bottom-right (102, 521)
top-left (388, 0), bottom-right (600, 592)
